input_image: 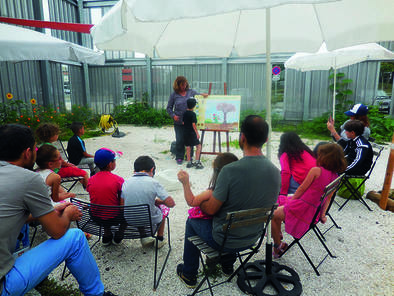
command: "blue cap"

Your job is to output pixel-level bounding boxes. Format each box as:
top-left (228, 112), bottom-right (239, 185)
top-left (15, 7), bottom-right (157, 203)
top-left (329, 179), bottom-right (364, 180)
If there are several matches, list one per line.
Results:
top-left (344, 104), bottom-right (368, 116)
top-left (94, 148), bottom-right (118, 168)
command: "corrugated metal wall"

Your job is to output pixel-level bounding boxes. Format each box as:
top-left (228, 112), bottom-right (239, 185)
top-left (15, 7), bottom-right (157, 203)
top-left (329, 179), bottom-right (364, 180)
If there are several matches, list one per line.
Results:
top-left (0, 0), bottom-right (35, 19)
top-left (284, 61), bottom-right (380, 120)
top-left (48, 0), bottom-right (80, 44)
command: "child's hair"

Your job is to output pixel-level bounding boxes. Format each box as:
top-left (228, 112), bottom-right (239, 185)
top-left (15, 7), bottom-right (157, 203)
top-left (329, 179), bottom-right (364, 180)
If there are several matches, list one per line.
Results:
top-left (35, 123), bottom-right (60, 143)
top-left (187, 98), bottom-right (197, 109)
top-left (278, 132), bottom-right (315, 161)
top-left (70, 122), bottom-right (84, 135)
top-left (134, 156), bottom-right (155, 172)
top-left (344, 120), bottom-right (364, 136)
top-left (353, 114), bottom-right (370, 127)
top-left (208, 152), bottom-right (239, 190)
top-left (36, 144), bottom-right (58, 169)
top-left (316, 143), bottom-right (347, 173)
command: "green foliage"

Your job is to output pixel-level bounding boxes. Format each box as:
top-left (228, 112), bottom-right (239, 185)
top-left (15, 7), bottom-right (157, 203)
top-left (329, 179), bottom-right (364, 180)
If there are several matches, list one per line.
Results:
top-left (35, 277), bottom-right (81, 296)
top-left (329, 70), bottom-right (354, 112)
top-left (240, 109), bottom-right (282, 129)
top-left (0, 94), bottom-right (100, 140)
top-left (368, 106), bottom-right (394, 142)
top-left (113, 103), bottom-right (173, 127)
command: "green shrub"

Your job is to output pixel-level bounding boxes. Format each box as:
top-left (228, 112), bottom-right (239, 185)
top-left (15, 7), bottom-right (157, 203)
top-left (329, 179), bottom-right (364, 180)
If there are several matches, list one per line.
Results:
top-left (113, 103), bottom-right (173, 127)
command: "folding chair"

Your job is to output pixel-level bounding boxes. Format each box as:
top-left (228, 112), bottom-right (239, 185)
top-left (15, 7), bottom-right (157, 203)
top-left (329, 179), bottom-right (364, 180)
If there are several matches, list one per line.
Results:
top-left (57, 140), bottom-right (91, 171)
top-left (280, 174), bottom-right (345, 276)
top-left (64, 198), bottom-right (171, 290)
top-left (338, 143), bottom-right (384, 211)
top-left (187, 205), bottom-right (277, 296)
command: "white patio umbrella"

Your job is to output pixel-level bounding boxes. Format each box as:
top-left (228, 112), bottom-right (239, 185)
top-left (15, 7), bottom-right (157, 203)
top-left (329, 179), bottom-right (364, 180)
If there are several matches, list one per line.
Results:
top-left (0, 23), bottom-right (104, 65)
top-left (91, 0), bottom-right (394, 157)
top-left (285, 43), bottom-right (394, 119)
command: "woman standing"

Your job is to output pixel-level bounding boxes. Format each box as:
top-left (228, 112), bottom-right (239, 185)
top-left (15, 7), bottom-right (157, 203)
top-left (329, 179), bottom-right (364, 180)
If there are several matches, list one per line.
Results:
top-left (166, 76), bottom-right (207, 164)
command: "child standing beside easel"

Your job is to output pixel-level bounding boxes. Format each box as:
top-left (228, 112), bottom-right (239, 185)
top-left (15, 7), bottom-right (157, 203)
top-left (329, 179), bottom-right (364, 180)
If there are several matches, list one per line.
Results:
top-left (183, 98), bottom-right (204, 169)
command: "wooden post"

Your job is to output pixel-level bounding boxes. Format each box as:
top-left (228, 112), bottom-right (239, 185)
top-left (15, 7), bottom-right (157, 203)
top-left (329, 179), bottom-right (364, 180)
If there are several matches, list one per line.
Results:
top-left (379, 133), bottom-right (394, 210)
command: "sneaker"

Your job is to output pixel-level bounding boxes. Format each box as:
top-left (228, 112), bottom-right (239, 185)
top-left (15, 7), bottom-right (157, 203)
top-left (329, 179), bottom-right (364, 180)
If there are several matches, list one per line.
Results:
top-left (186, 161), bottom-right (194, 168)
top-left (176, 264), bottom-right (197, 288)
top-left (140, 237), bottom-right (155, 247)
top-left (103, 291), bottom-right (118, 296)
top-left (176, 159), bottom-right (183, 165)
top-left (154, 238), bottom-right (166, 249)
top-left (194, 161), bottom-right (204, 169)
top-left (102, 235), bottom-right (113, 246)
top-left (112, 232), bottom-right (124, 245)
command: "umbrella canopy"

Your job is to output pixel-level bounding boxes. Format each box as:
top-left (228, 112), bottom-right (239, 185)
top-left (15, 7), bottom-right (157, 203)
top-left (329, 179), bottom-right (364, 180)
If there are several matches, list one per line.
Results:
top-left (285, 42), bottom-right (394, 119)
top-left (0, 23), bottom-right (105, 65)
top-left (285, 43), bottom-right (394, 71)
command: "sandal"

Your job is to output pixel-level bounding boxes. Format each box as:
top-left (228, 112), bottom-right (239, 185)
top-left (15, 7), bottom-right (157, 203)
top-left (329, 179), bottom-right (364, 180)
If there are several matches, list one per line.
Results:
top-left (273, 242), bottom-right (288, 259)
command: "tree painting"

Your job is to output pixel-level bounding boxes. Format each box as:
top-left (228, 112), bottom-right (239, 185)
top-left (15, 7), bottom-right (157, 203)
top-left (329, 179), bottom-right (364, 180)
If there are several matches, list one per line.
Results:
top-left (216, 102), bottom-right (236, 124)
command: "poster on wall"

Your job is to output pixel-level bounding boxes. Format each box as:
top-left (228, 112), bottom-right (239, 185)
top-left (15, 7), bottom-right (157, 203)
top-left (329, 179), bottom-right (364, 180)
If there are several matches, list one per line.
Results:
top-left (195, 95), bottom-right (241, 131)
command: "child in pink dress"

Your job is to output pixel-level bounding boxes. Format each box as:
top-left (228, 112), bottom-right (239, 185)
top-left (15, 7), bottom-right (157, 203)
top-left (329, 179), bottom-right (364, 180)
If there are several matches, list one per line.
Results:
top-left (271, 143), bottom-right (347, 258)
top-left (177, 153), bottom-right (238, 219)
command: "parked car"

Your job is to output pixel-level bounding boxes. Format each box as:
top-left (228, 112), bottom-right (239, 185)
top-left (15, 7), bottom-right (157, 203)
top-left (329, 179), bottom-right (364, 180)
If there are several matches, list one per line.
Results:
top-left (373, 96), bottom-right (391, 114)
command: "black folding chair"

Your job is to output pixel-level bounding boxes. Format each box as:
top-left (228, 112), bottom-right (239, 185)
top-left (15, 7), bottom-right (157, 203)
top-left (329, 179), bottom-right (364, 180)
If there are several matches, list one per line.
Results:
top-left (57, 140), bottom-right (91, 171)
top-left (280, 174), bottom-right (345, 276)
top-left (63, 198), bottom-right (171, 290)
top-left (338, 143), bottom-right (384, 211)
top-left (187, 205), bottom-right (277, 296)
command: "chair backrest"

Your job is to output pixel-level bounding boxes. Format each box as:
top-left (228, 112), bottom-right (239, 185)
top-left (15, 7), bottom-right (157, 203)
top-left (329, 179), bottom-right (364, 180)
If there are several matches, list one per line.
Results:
top-left (58, 140), bottom-right (69, 161)
top-left (366, 143), bottom-right (384, 178)
top-left (310, 173), bottom-right (345, 227)
top-left (220, 205), bottom-right (277, 252)
top-left (71, 198), bottom-right (158, 239)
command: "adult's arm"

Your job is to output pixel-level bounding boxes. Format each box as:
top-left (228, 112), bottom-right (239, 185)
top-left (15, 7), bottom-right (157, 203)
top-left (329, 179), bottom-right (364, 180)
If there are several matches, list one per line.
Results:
top-left (166, 92), bottom-right (176, 118)
top-left (199, 195), bottom-right (223, 216)
top-left (178, 170), bottom-right (211, 206)
top-left (327, 118), bottom-right (341, 141)
top-left (37, 202), bottom-right (82, 239)
top-left (291, 167), bottom-right (321, 200)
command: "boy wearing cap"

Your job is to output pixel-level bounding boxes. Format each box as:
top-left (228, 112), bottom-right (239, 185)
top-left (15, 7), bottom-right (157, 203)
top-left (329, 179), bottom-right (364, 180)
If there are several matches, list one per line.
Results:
top-left (87, 148), bottom-right (126, 246)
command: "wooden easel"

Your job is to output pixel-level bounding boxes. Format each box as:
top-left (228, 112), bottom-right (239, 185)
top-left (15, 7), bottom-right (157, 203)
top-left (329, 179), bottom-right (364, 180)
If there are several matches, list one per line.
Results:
top-left (199, 82), bottom-right (231, 159)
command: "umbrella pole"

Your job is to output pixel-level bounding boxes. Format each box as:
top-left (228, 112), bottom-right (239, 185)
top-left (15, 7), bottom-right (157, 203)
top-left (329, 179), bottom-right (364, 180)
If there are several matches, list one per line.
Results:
top-left (265, 8), bottom-right (272, 159)
top-left (332, 61), bottom-right (337, 120)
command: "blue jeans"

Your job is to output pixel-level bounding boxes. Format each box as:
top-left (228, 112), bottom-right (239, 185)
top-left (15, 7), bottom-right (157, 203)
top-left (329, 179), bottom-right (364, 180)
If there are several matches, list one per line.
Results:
top-left (288, 176), bottom-right (300, 195)
top-left (1, 229), bottom-right (104, 296)
top-left (182, 218), bottom-right (247, 279)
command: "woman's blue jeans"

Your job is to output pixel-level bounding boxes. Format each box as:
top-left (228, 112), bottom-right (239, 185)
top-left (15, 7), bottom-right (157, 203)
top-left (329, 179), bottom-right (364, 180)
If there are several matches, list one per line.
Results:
top-left (1, 228), bottom-right (104, 296)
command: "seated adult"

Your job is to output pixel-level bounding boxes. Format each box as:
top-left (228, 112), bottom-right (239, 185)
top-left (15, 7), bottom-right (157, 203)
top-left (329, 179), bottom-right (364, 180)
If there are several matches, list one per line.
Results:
top-left (277, 132), bottom-right (316, 199)
top-left (176, 115), bottom-right (281, 288)
top-left (327, 103), bottom-right (371, 141)
top-left (337, 120), bottom-right (373, 176)
top-left (0, 124), bottom-right (115, 296)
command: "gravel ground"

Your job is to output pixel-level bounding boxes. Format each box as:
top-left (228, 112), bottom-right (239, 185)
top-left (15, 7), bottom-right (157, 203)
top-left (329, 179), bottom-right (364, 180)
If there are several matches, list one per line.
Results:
top-left (34, 125), bottom-right (393, 296)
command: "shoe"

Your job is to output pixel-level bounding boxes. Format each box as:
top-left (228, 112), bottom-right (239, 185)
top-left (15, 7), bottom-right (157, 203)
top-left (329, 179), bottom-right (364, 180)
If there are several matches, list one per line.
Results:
top-left (176, 159), bottom-right (183, 165)
top-left (186, 161), bottom-right (194, 168)
top-left (273, 242), bottom-right (288, 259)
top-left (176, 264), bottom-right (197, 288)
top-left (140, 237), bottom-right (155, 247)
top-left (221, 265), bottom-right (234, 276)
top-left (112, 232), bottom-right (124, 245)
top-left (154, 238), bottom-right (166, 249)
top-left (103, 291), bottom-right (118, 296)
top-left (102, 235), bottom-right (113, 246)
top-left (194, 161), bottom-right (204, 169)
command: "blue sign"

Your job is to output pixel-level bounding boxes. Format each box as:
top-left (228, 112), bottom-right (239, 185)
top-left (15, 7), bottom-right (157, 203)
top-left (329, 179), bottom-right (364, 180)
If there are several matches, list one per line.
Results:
top-left (272, 66), bottom-right (281, 75)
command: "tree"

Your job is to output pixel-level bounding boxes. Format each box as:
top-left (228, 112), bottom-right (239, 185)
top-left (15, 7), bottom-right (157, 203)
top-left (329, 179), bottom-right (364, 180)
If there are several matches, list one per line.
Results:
top-left (216, 103), bottom-right (236, 124)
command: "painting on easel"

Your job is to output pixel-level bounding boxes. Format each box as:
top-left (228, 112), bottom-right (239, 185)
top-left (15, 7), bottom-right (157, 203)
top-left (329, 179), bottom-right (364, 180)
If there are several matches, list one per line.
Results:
top-left (195, 95), bottom-right (241, 131)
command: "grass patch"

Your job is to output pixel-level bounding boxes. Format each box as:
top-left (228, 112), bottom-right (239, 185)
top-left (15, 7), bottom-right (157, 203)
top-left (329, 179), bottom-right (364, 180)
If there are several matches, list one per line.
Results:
top-left (35, 277), bottom-right (81, 296)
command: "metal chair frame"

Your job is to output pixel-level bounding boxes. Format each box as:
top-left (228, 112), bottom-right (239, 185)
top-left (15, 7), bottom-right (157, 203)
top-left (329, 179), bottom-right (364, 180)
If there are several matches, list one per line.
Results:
top-left (280, 174), bottom-right (345, 276)
top-left (62, 198), bottom-right (171, 290)
top-left (187, 205), bottom-right (277, 296)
